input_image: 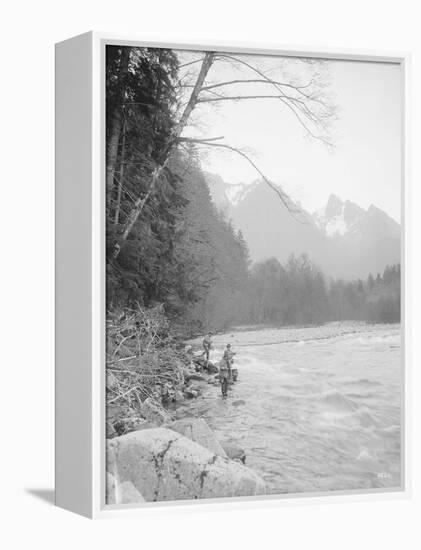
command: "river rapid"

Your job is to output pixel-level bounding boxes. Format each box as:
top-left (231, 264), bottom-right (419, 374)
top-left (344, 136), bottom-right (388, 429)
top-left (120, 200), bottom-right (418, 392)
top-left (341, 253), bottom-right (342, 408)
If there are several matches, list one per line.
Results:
top-left (181, 322), bottom-right (402, 495)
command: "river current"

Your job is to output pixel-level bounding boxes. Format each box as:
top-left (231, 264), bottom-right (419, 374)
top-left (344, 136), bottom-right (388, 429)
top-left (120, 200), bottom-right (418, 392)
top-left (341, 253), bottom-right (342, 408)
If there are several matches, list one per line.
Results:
top-left (182, 322), bottom-right (402, 495)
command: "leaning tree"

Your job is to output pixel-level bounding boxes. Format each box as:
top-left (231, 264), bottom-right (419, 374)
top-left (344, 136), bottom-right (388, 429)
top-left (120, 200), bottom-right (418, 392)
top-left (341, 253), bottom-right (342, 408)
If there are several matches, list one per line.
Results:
top-left (106, 48), bottom-right (337, 258)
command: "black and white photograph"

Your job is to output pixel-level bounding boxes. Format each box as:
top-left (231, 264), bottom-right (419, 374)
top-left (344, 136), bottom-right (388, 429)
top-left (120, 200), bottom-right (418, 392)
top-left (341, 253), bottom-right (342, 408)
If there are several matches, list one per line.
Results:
top-left (105, 44), bottom-right (402, 505)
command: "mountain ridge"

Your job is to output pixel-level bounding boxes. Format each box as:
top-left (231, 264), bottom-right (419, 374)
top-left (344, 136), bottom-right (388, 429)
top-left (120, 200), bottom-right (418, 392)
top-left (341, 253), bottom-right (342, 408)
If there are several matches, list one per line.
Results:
top-left (205, 173), bottom-right (400, 280)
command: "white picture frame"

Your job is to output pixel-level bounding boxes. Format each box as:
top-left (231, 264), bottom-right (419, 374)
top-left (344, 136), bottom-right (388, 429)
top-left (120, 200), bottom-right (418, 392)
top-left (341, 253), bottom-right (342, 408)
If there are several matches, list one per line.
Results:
top-left (55, 31), bottom-right (411, 519)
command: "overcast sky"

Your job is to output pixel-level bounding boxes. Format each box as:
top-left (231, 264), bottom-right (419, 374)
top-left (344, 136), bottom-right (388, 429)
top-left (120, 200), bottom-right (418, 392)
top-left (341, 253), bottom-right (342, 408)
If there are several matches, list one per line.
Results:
top-left (180, 53), bottom-right (402, 221)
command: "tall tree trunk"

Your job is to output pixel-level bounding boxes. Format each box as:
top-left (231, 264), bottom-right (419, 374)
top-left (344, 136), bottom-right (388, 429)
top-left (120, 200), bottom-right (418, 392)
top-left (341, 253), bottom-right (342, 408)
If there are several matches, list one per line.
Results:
top-left (114, 52), bottom-right (215, 256)
top-left (106, 47), bottom-right (130, 213)
top-left (117, 163), bottom-right (165, 249)
top-left (106, 110), bottom-right (123, 208)
top-left (113, 120), bottom-right (126, 225)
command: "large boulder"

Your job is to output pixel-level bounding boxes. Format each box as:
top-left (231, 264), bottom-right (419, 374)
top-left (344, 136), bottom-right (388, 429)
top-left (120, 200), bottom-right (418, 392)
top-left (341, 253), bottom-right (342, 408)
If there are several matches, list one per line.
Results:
top-left (106, 472), bottom-right (145, 505)
top-left (107, 428), bottom-right (265, 502)
top-left (166, 418), bottom-right (227, 458)
top-left (106, 472), bottom-right (117, 504)
top-left (118, 481), bottom-right (145, 504)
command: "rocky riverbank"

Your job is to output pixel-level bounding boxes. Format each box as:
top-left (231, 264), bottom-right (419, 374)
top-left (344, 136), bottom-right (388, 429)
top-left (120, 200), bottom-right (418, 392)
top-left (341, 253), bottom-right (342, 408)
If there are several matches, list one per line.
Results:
top-left (106, 363), bottom-right (266, 504)
top-left (107, 351), bottom-right (220, 437)
top-left (106, 306), bottom-right (224, 436)
top-left (106, 335), bottom-right (265, 504)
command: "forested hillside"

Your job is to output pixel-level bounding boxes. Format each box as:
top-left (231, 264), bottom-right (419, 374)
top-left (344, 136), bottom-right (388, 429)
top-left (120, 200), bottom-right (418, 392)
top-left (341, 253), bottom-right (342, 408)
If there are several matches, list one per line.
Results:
top-left (106, 46), bottom-right (248, 332)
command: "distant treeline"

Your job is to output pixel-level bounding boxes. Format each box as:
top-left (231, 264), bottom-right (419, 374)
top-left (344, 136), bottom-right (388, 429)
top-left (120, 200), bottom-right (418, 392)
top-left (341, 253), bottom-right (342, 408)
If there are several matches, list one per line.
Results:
top-left (105, 46), bottom-right (400, 333)
top-left (243, 256), bottom-right (400, 326)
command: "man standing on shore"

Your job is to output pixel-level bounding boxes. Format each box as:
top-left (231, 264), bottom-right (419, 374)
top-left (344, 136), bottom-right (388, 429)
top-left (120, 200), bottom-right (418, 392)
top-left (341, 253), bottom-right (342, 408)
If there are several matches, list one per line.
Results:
top-left (202, 332), bottom-right (213, 368)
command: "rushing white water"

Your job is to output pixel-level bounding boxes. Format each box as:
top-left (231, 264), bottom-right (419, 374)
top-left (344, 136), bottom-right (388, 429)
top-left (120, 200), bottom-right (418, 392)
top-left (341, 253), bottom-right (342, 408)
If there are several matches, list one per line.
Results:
top-left (182, 322), bottom-right (402, 495)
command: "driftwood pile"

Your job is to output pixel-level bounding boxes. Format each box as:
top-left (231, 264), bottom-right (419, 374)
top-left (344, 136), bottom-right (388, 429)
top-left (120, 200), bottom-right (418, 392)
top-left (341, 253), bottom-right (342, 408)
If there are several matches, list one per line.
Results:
top-left (106, 305), bottom-right (188, 435)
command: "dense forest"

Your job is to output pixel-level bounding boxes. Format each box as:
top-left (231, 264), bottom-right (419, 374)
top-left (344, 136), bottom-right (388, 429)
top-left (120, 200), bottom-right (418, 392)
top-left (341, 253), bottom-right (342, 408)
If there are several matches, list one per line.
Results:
top-left (106, 45), bottom-right (400, 334)
top-left (245, 257), bottom-right (400, 326)
top-left (105, 45), bottom-right (249, 332)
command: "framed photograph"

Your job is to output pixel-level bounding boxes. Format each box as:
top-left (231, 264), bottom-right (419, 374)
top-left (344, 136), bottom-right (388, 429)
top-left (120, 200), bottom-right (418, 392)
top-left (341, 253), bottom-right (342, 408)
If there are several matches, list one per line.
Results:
top-left (55, 32), bottom-right (410, 518)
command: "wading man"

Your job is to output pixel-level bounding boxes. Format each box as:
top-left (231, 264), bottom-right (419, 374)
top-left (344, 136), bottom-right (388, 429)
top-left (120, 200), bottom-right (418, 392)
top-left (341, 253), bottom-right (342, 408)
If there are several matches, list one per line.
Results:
top-left (219, 358), bottom-right (229, 397)
top-left (223, 343), bottom-right (236, 384)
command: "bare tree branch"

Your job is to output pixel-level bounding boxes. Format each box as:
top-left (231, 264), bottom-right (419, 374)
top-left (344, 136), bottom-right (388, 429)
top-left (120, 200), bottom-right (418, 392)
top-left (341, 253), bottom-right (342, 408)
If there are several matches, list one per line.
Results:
top-left (180, 137), bottom-right (309, 224)
top-left (212, 54), bottom-right (333, 144)
top-left (179, 57), bottom-right (205, 69)
top-left (186, 77), bottom-right (325, 105)
top-left (183, 135), bottom-right (225, 142)
top-left (197, 94), bottom-right (321, 107)
top-left (197, 94), bottom-right (332, 146)
top-left (201, 78), bottom-right (317, 95)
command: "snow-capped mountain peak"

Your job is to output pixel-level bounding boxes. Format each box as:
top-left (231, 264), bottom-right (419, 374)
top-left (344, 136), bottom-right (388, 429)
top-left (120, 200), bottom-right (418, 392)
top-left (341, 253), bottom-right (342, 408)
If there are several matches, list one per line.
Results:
top-left (225, 182), bottom-right (258, 206)
top-left (204, 172), bottom-right (259, 209)
top-left (325, 193), bottom-right (343, 219)
top-left (204, 172), bottom-right (400, 280)
top-left (313, 194), bottom-right (365, 237)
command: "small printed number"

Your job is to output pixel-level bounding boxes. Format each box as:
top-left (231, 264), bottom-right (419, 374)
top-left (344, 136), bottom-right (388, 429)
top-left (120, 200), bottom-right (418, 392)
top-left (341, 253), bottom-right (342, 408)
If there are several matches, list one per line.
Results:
top-left (377, 472), bottom-right (391, 479)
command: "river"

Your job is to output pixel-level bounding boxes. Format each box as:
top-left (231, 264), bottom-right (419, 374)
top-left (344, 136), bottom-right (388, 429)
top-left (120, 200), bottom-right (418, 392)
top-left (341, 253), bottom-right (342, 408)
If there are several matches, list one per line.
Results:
top-left (181, 322), bottom-right (402, 495)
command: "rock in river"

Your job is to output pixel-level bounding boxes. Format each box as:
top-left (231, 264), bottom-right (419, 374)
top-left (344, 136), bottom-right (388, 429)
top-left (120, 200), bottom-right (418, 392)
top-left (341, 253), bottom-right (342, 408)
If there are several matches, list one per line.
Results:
top-left (185, 373), bottom-right (207, 382)
top-left (183, 385), bottom-right (202, 399)
top-left (221, 442), bottom-right (247, 464)
top-left (166, 417), bottom-right (227, 458)
top-left (107, 428), bottom-right (265, 502)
